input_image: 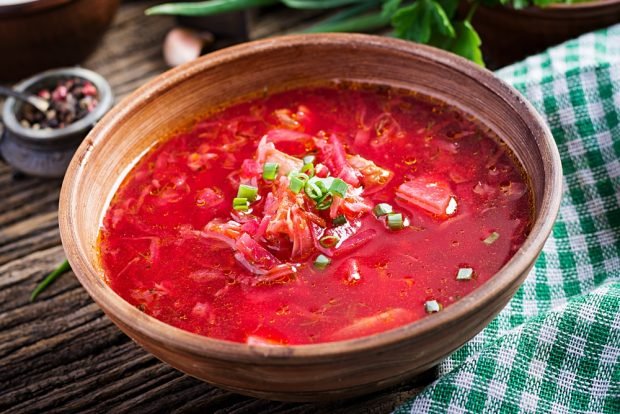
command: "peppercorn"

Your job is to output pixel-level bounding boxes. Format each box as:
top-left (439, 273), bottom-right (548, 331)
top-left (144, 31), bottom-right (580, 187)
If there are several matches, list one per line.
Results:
top-left (18, 77), bottom-right (99, 130)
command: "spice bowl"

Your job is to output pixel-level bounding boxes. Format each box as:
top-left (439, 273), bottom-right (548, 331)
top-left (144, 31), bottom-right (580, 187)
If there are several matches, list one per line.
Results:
top-left (1, 67), bottom-right (113, 177)
top-left (59, 34), bottom-right (562, 401)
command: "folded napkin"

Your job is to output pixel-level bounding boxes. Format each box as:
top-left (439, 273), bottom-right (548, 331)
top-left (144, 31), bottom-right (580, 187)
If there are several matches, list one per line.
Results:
top-left (394, 25), bottom-right (620, 414)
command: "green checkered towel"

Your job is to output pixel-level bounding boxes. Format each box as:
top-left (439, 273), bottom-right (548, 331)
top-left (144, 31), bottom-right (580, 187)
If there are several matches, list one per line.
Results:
top-left (394, 25), bottom-right (620, 414)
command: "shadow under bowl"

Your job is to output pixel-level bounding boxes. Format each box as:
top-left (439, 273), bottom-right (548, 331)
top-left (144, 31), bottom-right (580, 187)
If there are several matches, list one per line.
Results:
top-left (58, 34), bottom-right (563, 402)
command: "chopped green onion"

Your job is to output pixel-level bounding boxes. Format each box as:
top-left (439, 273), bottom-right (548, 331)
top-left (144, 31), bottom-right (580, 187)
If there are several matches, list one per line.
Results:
top-left (333, 215), bottom-right (347, 226)
top-left (319, 235), bottom-right (340, 248)
top-left (262, 162), bottom-right (279, 181)
top-left (316, 193), bottom-right (333, 210)
top-left (303, 154), bottom-right (316, 164)
top-left (237, 184), bottom-right (258, 201)
top-left (329, 178), bottom-right (348, 198)
top-left (313, 254), bottom-right (331, 270)
top-left (318, 176), bottom-right (333, 192)
top-left (373, 203), bottom-right (393, 217)
top-left (483, 231), bottom-right (500, 245)
top-left (386, 213), bottom-right (404, 230)
top-left (301, 162), bottom-right (315, 177)
top-left (289, 175), bottom-right (306, 194)
top-left (288, 171), bottom-right (309, 181)
top-left (456, 267), bottom-right (474, 280)
top-left (305, 179), bottom-right (323, 199)
top-left (425, 300), bottom-right (441, 314)
top-left (233, 197), bottom-right (249, 211)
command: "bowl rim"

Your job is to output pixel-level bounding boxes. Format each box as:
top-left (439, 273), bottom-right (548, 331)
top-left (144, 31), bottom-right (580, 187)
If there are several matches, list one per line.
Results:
top-left (59, 33), bottom-right (563, 363)
top-left (2, 67), bottom-right (114, 143)
top-left (546, 0), bottom-right (620, 9)
top-left (0, 0), bottom-right (73, 16)
top-left (482, 0), bottom-right (620, 14)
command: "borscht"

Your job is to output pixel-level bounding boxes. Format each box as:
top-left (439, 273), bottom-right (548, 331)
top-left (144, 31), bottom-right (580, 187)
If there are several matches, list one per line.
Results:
top-left (99, 85), bottom-right (532, 345)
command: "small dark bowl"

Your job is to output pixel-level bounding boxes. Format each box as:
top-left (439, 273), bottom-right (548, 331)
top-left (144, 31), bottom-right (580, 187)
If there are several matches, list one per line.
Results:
top-left (1, 67), bottom-right (113, 178)
top-left (0, 0), bottom-right (120, 81)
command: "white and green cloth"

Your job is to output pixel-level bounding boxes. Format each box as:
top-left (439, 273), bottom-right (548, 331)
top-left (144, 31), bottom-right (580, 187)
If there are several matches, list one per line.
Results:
top-left (394, 25), bottom-right (620, 414)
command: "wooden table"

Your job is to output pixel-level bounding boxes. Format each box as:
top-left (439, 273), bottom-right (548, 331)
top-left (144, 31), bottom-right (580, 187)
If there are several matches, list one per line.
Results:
top-left (0, 2), bottom-right (436, 412)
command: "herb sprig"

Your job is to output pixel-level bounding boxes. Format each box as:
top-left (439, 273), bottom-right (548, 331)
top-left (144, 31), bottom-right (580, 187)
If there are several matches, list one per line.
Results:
top-left (31, 260), bottom-right (71, 301)
top-left (146, 0), bottom-right (577, 65)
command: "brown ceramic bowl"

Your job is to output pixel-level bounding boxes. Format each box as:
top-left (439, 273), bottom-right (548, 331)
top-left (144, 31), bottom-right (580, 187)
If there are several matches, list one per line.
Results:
top-left (59, 34), bottom-right (562, 401)
top-left (471, 0), bottom-right (620, 67)
top-left (0, 0), bottom-right (120, 81)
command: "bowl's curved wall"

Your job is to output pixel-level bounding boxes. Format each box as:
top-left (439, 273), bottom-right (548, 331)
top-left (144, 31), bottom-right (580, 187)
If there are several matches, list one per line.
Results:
top-left (59, 34), bottom-right (562, 401)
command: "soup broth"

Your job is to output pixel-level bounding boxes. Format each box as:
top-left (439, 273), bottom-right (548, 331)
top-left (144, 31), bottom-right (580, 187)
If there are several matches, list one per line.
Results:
top-left (99, 85), bottom-right (532, 345)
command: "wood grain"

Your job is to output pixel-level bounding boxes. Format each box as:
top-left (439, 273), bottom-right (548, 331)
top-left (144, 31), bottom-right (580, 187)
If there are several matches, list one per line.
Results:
top-left (0, 1), bottom-right (434, 412)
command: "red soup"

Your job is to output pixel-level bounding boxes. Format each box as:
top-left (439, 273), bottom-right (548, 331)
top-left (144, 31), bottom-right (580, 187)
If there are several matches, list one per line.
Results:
top-left (99, 85), bottom-right (532, 345)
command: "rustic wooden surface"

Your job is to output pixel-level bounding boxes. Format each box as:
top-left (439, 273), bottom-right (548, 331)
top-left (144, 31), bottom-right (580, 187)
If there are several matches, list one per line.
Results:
top-left (0, 1), bottom-right (438, 413)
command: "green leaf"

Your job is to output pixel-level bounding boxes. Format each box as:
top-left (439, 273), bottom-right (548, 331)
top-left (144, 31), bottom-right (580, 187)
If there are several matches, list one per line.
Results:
top-left (303, 11), bottom-right (390, 33)
top-left (512, 0), bottom-right (530, 8)
top-left (479, 0), bottom-right (506, 6)
top-left (392, 0), bottom-right (433, 43)
top-left (434, 0), bottom-right (459, 19)
top-left (381, 0), bottom-right (402, 18)
top-left (531, 0), bottom-right (553, 7)
top-left (303, 0), bottom-right (386, 33)
top-left (317, 0), bottom-right (382, 24)
top-left (430, 1), bottom-right (455, 38)
top-left (282, 0), bottom-right (361, 9)
top-left (146, 0), bottom-right (279, 16)
top-left (449, 20), bottom-right (484, 66)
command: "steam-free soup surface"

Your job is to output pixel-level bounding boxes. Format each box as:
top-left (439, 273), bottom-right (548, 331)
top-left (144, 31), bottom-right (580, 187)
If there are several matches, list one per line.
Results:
top-left (99, 86), bottom-right (531, 345)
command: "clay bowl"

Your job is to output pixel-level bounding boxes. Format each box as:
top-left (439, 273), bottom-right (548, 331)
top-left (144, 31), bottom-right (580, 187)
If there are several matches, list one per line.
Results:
top-left (0, 0), bottom-right (120, 81)
top-left (59, 34), bottom-right (562, 401)
top-left (471, 0), bottom-right (620, 67)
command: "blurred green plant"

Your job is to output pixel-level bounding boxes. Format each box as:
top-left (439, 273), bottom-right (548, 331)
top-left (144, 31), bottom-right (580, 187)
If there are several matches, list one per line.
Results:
top-left (146, 0), bottom-right (587, 66)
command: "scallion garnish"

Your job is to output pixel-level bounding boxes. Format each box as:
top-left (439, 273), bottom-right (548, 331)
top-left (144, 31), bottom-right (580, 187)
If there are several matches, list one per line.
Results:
top-left (233, 197), bottom-right (249, 211)
top-left (305, 178), bottom-right (323, 200)
top-left (262, 162), bottom-right (279, 181)
top-left (289, 175), bottom-right (305, 194)
top-left (318, 176), bottom-right (333, 192)
top-left (316, 193), bottom-right (333, 210)
top-left (373, 203), bottom-right (393, 217)
top-left (483, 231), bottom-right (500, 245)
top-left (456, 267), bottom-right (474, 280)
top-left (313, 254), bottom-right (331, 270)
top-left (425, 300), bottom-right (441, 314)
top-left (237, 184), bottom-right (258, 201)
top-left (329, 178), bottom-right (348, 198)
top-left (319, 235), bottom-right (340, 248)
top-left (301, 162), bottom-right (315, 177)
top-left (386, 213), bottom-right (404, 230)
top-left (333, 215), bottom-right (347, 226)
top-left (303, 154), bottom-right (316, 164)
